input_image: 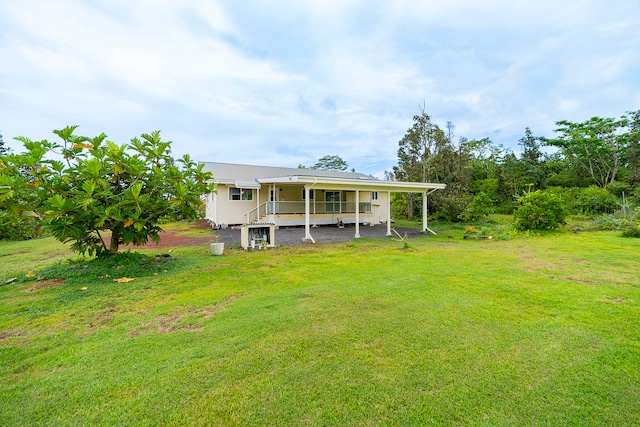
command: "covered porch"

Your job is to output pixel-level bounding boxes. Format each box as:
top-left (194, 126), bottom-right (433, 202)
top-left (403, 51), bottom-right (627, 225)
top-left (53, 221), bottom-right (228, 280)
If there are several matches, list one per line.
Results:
top-left (246, 176), bottom-right (445, 243)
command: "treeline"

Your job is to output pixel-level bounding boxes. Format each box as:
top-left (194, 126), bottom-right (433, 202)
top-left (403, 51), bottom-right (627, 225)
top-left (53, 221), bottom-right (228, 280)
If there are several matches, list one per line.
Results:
top-left (387, 109), bottom-right (640, 224)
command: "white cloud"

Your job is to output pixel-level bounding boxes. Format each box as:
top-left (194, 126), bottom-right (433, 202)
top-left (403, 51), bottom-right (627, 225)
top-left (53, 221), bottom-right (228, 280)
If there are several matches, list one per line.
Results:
top-left (1, 0), bottom-right (639, 174)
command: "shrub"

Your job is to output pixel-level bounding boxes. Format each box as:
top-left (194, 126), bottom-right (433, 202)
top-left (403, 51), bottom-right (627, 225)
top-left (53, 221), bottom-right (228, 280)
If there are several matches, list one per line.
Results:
top-left (587, 215), bottom-right (623, 231)
top-left (606, 181), bottom-right (631, 198)
top-left (621, 209), bottom-right (640, 238)
top-left (459, 191), bottom-right (494, 222)
top-left (433, 192), bottom-right (472, 222)
top-left (513, 190), bottom-right (568, 231)
top-left (546, 186), bottom-right (620, 216)
top-left (0, 212), bottom-right (41, 241)
top-left (573, 186), bottom-right (619, 215)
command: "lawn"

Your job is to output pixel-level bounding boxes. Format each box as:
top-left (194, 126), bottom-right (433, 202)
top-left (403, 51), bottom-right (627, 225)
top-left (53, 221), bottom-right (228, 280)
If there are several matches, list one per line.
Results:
top-left (1, 223), bottom-right (639, 426)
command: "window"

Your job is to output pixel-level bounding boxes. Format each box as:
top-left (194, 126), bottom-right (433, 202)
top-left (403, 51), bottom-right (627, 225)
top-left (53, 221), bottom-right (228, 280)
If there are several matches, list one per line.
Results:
top-left (229, 187), bottom-right (253, 201)
top-left (371, 191), bottom-right (379, 201)
top-left (301, 189), bottom-right (315, 200)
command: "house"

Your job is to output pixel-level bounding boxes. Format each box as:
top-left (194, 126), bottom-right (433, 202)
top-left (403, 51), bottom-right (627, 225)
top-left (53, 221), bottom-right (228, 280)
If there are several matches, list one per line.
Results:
top-left (199, 162), bottom-right (445, 242)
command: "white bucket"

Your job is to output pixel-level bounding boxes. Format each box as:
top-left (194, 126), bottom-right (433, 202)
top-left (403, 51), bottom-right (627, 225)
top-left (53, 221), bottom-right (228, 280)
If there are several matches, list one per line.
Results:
top-left (210, 242), bottom-right (224, 255)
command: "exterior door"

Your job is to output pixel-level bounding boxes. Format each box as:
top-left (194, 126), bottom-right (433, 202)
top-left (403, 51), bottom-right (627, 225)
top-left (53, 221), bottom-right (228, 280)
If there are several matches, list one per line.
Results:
top-left (325, 191), bottom-right (341, 213)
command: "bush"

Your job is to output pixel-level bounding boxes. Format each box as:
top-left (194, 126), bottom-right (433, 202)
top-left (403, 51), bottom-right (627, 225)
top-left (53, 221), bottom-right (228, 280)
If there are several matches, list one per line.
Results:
top-left (459, 191), bottom-right (494, 222)
top-left (546, 186), bottom-right (620, 216)
top-left (606, 181), bottom-right (631, 198)
top-left (587, 215), bottom-right (623, 231)
top-left (621, 209), bottom-right (640, 238)
top-left (513, 190), bottom-right (568, 231)
top-left (574, 186), bottom-right (619, 215)
top-left (433, 192), bottom-right (472, 222)
top-left (0, 212), bottom-right (41, 241)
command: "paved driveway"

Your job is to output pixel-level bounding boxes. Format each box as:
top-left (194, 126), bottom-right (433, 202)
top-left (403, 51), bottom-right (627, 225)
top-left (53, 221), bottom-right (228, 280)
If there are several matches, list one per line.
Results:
top-left (214, 224), bottom-right (425, 247)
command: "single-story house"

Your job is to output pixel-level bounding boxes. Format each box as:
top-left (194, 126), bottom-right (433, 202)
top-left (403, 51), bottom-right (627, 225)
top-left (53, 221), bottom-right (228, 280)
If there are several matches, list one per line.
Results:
top-left (199, 162), bottom-right (445, 242)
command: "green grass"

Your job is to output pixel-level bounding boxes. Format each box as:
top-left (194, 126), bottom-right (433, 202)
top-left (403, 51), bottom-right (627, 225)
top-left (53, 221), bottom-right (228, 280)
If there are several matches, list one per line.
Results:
top-left (1, 225), bottom-right (640, 426)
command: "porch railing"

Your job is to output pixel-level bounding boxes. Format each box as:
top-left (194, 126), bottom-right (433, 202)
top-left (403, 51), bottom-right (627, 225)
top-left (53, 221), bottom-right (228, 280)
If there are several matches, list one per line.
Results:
top-left (246, 201), bottom-right (372, 223)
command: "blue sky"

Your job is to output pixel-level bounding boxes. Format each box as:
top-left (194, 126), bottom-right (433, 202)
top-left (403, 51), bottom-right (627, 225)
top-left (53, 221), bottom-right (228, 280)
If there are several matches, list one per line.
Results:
top-left (1, 1), bottom-right (639, 177)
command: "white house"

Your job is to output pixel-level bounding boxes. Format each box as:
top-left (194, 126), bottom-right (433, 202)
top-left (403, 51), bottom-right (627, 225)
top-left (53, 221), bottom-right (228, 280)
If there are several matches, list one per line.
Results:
top-left (200, 162), bottom-right (445, 242)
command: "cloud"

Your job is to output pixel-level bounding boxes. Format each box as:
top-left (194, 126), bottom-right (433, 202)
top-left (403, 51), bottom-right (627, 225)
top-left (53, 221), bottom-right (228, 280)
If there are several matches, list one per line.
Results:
top-left (1, 0), bottom-right (639, 175)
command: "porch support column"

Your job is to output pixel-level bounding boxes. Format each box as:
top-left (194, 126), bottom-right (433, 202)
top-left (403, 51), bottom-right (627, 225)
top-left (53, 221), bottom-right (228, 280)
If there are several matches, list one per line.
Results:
top-left (423, 191), bottom-right (437, 235)
top-left (422, 192), bottom-right (427, 233)
top-left (304, 184), bottom-right (315, 243)
top-left (354, 190), bottom-right (361, 239)
top-left (386, 191), bottom-right (392, 236)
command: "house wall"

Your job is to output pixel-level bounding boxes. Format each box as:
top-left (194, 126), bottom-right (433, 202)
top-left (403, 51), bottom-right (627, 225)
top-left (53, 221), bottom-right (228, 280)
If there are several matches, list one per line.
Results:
top-left (372, 191), bottom-right (389, 225)
top-left (205, 192), bottom-right (217, 224)
top-left (207, 184), bottom-right (258, 226)
top-left (205, 184), bottom-right (392, 226)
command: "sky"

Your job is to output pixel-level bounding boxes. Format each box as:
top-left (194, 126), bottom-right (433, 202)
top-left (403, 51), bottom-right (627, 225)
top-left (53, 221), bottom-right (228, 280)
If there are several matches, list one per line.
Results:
top-left (1, 0), bottom-right (639, 178)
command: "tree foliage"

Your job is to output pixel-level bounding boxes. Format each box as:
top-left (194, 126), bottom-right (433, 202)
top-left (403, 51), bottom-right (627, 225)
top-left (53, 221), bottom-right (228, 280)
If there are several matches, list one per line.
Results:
top-left (0, 131), bottom-right (9, 155)
top-left (543, 116), bottom-right (629, 188)
top-left (0, 126), bottom-right (215, 254)
top-left (393, 110), bottom-right (460, 219)
top-left (513, 190), bottom-right (568, 231)
top-left (311, 155), bottom-right (349, 171)
top-left (389, 109), bottom-right (640, 224)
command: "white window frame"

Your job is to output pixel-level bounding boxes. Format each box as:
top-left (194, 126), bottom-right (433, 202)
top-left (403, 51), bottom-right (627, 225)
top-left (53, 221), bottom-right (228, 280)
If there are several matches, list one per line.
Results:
top-left (229, 187), bottom-right (254, 201)
top-left (371, 191), bottom-right (379, 201)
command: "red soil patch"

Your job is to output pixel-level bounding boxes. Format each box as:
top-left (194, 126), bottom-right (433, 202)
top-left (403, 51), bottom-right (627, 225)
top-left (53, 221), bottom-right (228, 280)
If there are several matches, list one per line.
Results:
top-left (25, 278), bottom-right (65, 292)
top-left (105, 220), bottom-right (215, 250)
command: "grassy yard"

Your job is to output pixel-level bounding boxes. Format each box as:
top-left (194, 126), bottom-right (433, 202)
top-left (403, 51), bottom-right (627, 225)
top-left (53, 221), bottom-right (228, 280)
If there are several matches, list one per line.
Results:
top-left (1, 222), bottom-right (639, 426)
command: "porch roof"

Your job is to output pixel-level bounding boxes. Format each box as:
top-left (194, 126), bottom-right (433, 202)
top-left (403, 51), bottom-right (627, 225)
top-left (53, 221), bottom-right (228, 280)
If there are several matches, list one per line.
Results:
top-left (258, 175), bottom-right (445, 193)
top-left (200, 161), bottom-right (446, 193)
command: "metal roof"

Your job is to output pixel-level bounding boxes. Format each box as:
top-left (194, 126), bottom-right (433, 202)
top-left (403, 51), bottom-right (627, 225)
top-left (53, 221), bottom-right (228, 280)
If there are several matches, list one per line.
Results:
top-left (199, 161), bottom-right (445, 192)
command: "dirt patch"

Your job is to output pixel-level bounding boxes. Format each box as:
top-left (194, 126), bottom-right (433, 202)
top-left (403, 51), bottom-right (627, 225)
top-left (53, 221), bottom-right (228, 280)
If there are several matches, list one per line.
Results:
top-left (86, 307), bottom-right (121, 332)
top-left (101, 220), bottom-right (214, 250)
top-left (118, 233), bottom-right (212, 250)
top-left (603, 297), bottom-right (629, 304)
top-left (129, 294), bottom-right (242, 337)
top-left (564, 277), bottom-right (598, 285)
top-left (25, 278), bottom-right (65, 292)
top-left (96, 307), bottom-right (119, 322)
top-left (0, 330), bottom-right (24, 340)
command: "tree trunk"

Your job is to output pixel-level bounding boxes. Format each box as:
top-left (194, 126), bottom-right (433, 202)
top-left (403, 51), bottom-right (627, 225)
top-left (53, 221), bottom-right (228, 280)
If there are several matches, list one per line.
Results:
top-left (109, 230), bottom-right (120, 254)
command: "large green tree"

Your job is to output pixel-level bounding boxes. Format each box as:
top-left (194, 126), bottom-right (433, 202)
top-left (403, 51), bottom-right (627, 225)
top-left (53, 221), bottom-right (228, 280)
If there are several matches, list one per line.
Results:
top-left (624, 110), bottom-right (640, 186)
top-left (311, 155), bottom-right (349, 171)
top-left (518, 127), bottom-right (545, 190)
top-left (393, 111), bottom-right (449, 219)
top-left (543, 116), bottom-right (629, 188)
top-left (0, 126), bottom-right (215, 254)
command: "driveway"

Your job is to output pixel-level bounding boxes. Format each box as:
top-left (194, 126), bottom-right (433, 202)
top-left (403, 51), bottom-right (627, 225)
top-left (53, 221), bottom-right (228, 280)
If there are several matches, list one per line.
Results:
top-left (214, 224), bottom-right (424, 247)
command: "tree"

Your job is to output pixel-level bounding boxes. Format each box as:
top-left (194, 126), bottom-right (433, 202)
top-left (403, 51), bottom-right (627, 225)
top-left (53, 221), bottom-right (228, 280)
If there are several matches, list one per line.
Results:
top-left (393, 110), bottom-right (448, 219)
top-left (0, 131), bottom-right (10, 155)
top-left (0, 126), bottom-right (215, 255)
top-left (0, 133), bottom-right (41, 240)
top-left (518, 127), bottom-right (545, 189)
top-left (395, 111), bottom-right (447, 183)
top-left (543, 116), bottom-right (629, 188)
top-left (312, 155), bottom-right (348, 171)
top-left (624, 110), bottom-right (640, 185)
